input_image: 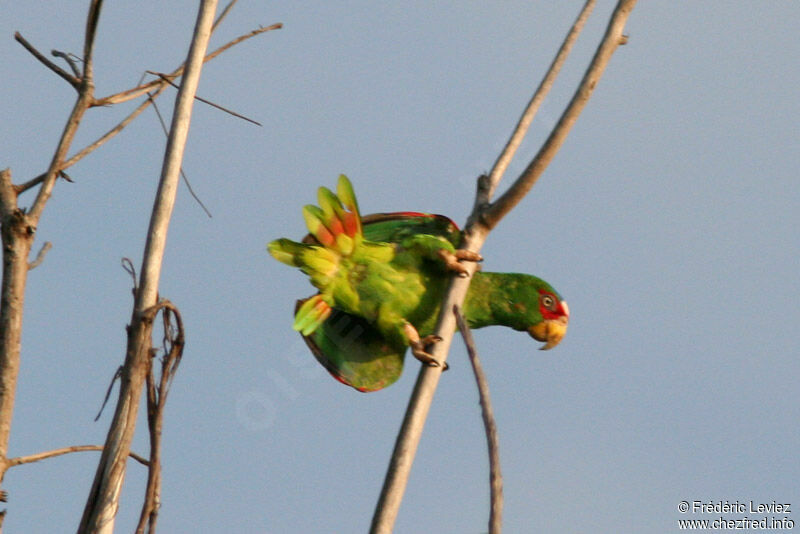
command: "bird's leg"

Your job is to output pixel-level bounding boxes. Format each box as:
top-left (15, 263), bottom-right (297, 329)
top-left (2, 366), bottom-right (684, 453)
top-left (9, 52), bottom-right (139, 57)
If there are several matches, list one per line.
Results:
top-left (403, 323), bottom-right (448, 369)
top-left (437, 249), bottom-right (483, 277)
top-left (401, 234), bottom-right (482, 277)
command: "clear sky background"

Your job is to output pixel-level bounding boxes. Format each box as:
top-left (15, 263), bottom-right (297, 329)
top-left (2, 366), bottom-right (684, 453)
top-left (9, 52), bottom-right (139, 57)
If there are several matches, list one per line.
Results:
top-left (1, 2), bottom-right (798, 533)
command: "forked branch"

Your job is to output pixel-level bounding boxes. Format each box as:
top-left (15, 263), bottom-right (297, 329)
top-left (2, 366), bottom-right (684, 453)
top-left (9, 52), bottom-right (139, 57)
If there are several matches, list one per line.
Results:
top-left (482, 0), bottom-right (636, 229)
top-left (13, 32), bottom-right (81, 89)
top-left (370, 2), bottom-right (638, 532)
top-left (77, 2), bottom-right (219, 530)
top-left (13, 22), bottom-right (281, 196)
top-left (137, 301), bottom-right (185, 534)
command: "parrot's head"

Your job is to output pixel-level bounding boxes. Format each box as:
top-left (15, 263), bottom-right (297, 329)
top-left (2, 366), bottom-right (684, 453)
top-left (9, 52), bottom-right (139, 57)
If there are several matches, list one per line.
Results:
top-left (527, 288), bottom-right (569, 351)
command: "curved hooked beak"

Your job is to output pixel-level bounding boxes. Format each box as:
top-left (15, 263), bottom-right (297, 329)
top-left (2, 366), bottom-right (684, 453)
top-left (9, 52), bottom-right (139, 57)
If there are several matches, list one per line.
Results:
top-left (528, 304), bottom-right (569, 350)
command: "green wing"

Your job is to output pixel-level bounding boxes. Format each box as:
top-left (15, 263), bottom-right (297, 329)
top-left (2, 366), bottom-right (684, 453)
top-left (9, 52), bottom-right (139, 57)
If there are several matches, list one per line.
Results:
top-left (302, 212), bottom-right (460, 392)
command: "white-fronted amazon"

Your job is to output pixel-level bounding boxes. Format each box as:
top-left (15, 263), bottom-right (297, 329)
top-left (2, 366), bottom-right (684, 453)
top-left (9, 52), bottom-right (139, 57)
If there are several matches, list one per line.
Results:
top-left (268, 175), bottom-right (569, 392)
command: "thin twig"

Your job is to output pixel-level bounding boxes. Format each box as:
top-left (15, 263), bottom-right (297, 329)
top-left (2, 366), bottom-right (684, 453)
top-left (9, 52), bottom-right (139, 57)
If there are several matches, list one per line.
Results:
top-left (15, 23), bottom-right (281, 195)
top-left (203, 23), bottom-right (283, 64)
top-left (51, 50), bottom-right (82, 78)
top-left (212, 0), bottom-right (239, 32)
top-left (94, 367), bottom-right (123, 421)
top-left (93, 23), bottom-right (282, 107)
top-left (25, 0), bottom-right (105, 224)
top-left (6, 445), bottom-right (149, 468)
top-left (14, 32), bottom-right (81, 89)
top-left (147, 92), bottom-right (213, 217)
top-left (78, 2), bottom-right (217, 529)
top-left (137, 302), bottom-right (184, 534)
top-left (370, 2), bottom-right (638, 532)
top-left (481, 0), bottom-right (596, 204)
top-left (148, 71), bottom-right (262, 126)
top-left (82, 0), bottom-right (103, 80)
top-left (454, 305), bottom-right (502, 534)
top-left (27, 242), bottom-right (52, 270)
top-left (483, 1), bottom-right (636, 229)
top-left (122, 257), bottom-right (138, 295)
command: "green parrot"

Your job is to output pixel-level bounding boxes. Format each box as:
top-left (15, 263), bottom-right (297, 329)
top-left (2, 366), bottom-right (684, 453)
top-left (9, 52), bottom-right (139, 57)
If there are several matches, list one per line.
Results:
top-left (268, 175), bottom-right (569, 392)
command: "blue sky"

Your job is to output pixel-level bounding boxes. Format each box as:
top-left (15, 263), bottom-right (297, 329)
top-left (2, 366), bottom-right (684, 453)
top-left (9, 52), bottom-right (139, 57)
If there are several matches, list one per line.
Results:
top-left (2, 2), bottom-right (798, 532)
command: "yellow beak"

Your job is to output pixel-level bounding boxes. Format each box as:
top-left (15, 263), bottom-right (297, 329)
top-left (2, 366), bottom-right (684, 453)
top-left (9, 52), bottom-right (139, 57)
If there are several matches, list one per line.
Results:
top-left (528, 315), bottom-right (568, 350)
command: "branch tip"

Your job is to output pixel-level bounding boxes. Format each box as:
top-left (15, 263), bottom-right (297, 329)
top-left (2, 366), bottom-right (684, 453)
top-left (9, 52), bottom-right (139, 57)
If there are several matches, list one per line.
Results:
top-left (27, 241), bottom-right (52, 270)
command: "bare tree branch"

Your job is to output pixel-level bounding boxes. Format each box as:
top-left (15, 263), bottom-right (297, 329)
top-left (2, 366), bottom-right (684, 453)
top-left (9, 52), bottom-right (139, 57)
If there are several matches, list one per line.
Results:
top-left (94, 367), bottom-right (123, 422)
top-left (203, 23), bottom-right (283, 65)
top-left (93, 23), bottom-right (282, 107)
top-left (25, 1), bottom-right (105, 225)
top-left (0, 169), bottom-right (33, 501)
top-left (13, 32), bottom-right (81, 89)
top-left (481, 0), bottom-right (596, 203)
top-left (483, 0), bottom-right (636, 229)
top-left (78, 2), bottom-right (218, 530)
top-left (82, 0), bottom-right (103, 80)
top-left (454, 305), bottom-right (502, 534)
top-left (5, 445), bottom-right (149, 468)
top-left (137, 301), bottom-right (184, 534)
top-left (370, 2), bottom-right (638, 532)
top-left (14, 22), bottom-right (281, 196)
top-left (0, 2), bottom-right (107, 524)
top-left (27, 241), bottom-right (52, 270)
top-left (51, 50), bottom-right (82, 78)
top-left (3, 2), bottom-right (279, 529)
top-left (146, 92), bottom-right (213, 218)
top-left (13, 84), bottom-right (166, 195)
top-left (212, 0), bottom-right (239, 33)
top-left (148, 71), bottom-right (262, 126)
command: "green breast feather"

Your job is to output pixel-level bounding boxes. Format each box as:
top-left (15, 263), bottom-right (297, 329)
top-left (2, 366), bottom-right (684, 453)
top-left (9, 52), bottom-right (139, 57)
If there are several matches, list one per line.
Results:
top-left (269, 175), bottom-right (569, 392)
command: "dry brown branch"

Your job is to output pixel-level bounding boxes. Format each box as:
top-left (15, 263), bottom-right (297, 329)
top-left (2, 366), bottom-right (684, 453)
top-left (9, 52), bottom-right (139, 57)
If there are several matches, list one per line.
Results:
top-left (14, 21), bottom-right (280, 196)
top-left (0, 1), bottom-right (106, 523)
top-left (5, 445), bottom-right (149, 468)
top-left (78, 2), bottom-right (218, 530)
top-left (483, 1), bottom-right (635, 228)
top-left (94, 367), bottom-right (123, 422)
top-left (454, 305), bottom-right (502, 534)
top-left (148, 71), bottom-right (262, 126)
top-left (27, 242), bottom-right (52, 270)
top-left (212, 0), bottom-right (239, 33)
top-left (13, 32), bottom-right (81, 89)
top-left (203, 23), bottom-right (283, 65)
top-left (93, 23), bottom-right (282, 107)
top-left (481, 0), bottom-right (596, 203)
top-left (146, 93), bottom-right (213, 218)
top-left (371, 2), bottom-right (638, 532)
top-left (25, 0), bottom-right (104, 224)
top-left (136, 301), bottom-right (184, 534)
top-left (3, 2), bottom-right (279, 530)
top-left (0, 172), bottom-right (33, 516)
top-left (51, 50), bottom-right (82, 79)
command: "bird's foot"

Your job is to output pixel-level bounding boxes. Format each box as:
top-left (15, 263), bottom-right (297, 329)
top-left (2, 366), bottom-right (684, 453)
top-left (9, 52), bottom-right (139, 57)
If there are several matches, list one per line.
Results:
top-left (404, 323), bottom-right (448, 369)
top-left (437, 249), bottom-right (483, 277)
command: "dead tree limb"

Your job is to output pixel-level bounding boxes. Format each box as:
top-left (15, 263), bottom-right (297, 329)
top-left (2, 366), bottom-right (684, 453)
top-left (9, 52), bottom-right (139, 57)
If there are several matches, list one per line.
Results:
top-left (2, 1), bottom-right (278, 527)
top-left (77, 2), bottom-right (218, 531)
top-left (454, 305), bottom-right (502, 534)
top-left (136, 300), bottom-right (184, 534)
top-left (6, 446), bottom-right (149, 468)
top-left (0, 2), bottom-right (105, 526)
top-left (14, 22), bottom-right (281, 196)
top-left (370, 2), bottom-right (638, 532)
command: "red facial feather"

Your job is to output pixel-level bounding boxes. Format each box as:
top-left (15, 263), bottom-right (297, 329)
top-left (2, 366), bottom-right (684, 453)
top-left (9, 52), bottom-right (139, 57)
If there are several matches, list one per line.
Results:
top-left (537, 289), bottom-right (567, 321)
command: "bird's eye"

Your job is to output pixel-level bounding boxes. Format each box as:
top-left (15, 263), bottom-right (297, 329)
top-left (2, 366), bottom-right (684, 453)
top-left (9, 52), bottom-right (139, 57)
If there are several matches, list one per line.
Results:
top-left (540, 294), bottom-right (556, 311)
